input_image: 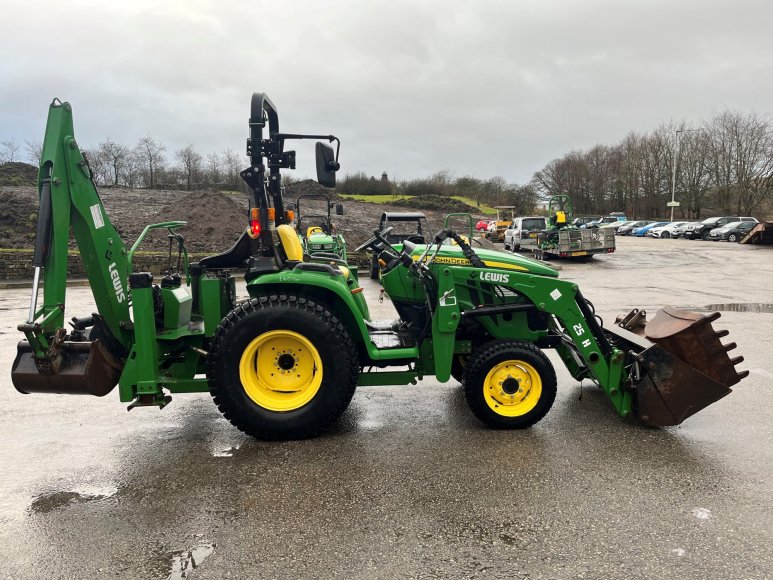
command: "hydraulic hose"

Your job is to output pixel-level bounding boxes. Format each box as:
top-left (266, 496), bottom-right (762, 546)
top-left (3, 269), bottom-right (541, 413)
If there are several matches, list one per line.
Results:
top-left (433, 229), bottom-right (485, 268)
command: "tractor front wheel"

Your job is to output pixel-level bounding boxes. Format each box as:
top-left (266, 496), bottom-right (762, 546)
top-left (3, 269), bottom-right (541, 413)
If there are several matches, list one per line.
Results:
top-left (207, 295), bottom-right (358, 440)
top-left (463, 341), bottom-right (556, 429)
top-left (450, 354), bottom-right (467, 384)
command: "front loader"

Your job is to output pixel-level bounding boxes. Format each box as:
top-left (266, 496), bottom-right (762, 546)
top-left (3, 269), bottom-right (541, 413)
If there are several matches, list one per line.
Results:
top-left (11, 94), bottom-right (748, 439)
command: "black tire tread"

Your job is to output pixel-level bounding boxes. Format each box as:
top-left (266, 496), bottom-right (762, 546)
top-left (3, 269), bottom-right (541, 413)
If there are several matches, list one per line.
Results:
top-left (207, 294), bottom-right (358, 440)
top-left (463, 340), bottom-right (557, 429)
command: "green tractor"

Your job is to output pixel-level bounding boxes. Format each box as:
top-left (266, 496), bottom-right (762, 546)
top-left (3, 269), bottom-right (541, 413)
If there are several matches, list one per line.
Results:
top-left (11, 94), bottom-right (747, 440)
top-left (535, 194), bottom-right (616, 260)
top-left (295, 192), bottom-right (347, 261)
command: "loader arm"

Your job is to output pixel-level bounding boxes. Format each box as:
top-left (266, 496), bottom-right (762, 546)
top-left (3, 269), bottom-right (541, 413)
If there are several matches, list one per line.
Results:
top-left (25, 99), bottom-right (133, 350)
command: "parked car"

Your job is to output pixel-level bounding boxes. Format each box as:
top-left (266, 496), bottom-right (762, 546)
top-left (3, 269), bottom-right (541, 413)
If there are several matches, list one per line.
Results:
top-left (572, 217), bottom-right (597, 228)
top-left (584, 213), bottom-right (627, 228)
top-left (617, 220), bottom-right (653, 236)
top-left (634, 221), bottom-right (670, 236)
top-left (647, 222), bottom-right (689, 239)
top-left (599, 219), bottom-right (633, 231)
top-left (475, 219), bottom-right (494, 231)
top-left (709, 220), bottom-right (757, 242)
top-left (683, 216), bottom-right (758, 240)
top-left (503, 216), bottom-right (547, 251)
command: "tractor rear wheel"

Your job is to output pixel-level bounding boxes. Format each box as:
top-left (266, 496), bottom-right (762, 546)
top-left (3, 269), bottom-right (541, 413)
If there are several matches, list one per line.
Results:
top-left (463, 341), bottom-right (556, 429)
top-left (207, 294), bottom-right (358, 440)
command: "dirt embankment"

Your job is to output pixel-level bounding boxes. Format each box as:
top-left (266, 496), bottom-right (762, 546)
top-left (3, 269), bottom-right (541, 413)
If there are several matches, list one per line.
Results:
top-left (0, 178), bottom-right (489, 255)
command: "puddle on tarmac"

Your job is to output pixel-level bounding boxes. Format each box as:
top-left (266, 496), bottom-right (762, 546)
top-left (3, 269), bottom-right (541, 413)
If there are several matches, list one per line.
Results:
top-left (697, 303), bottom-right (773, 314)
top-left (167, 541), bottom-right (215, 579)
top-left (29, 485), bottom-right (118, 514)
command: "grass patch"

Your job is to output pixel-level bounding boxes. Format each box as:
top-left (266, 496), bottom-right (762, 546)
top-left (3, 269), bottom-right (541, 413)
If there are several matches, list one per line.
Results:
top-left (338, 193), bottom-right (497, 215)
top-left (450, 196), bottom-right (497, 215)
top-left (339, 193), bottom-right (415, 203)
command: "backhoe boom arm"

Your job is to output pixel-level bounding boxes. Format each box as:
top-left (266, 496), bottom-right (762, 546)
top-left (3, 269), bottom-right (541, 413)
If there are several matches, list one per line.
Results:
top-left (26, 99), bottom-right (132, 350)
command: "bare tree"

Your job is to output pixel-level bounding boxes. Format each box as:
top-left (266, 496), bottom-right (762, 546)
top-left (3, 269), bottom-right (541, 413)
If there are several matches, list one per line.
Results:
top-left (98, 139), bottom-right (131, 186)
top-left (176, 145), bottom-right (202, 190)
top-left (24, 139), bottom-right (43, 165)
top-left (221, 148), bottom-right (242, 189)
top-left (134, 135), bottom-right (166, 188)
top-left (122, 150), bottom-right (142, 189)
top-left (1, 139), bottom-right (21, 163)
top-left (706, 110), bottom-right (773, 214)
top-left (206, 152), bottom-right (222, 185)
top-left (83, 147), bottom-right (110, 185)
top-left (676, 129), bottom-right (712, 218)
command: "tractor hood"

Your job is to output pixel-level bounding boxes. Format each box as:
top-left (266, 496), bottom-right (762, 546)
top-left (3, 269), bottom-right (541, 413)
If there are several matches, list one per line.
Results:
top-left (307, 232), bottom-right (335, 246)
top-left (411, 245), bottom-right (558, 277)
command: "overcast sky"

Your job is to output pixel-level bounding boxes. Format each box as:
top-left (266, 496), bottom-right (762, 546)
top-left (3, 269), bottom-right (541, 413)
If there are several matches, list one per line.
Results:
top-left (1, 0), bottom-right (772, 184)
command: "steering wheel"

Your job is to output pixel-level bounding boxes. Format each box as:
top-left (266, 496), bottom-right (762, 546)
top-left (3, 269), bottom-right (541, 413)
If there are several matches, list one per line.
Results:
top-left (355, 226), bottom-right (394, 253)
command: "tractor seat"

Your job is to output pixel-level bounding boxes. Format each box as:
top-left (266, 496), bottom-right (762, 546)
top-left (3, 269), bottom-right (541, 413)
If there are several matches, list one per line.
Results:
top-left (307, 226), bottom-right (324, 238)
top-left (198, 228), bottom-right (252, 269)
top-left (277, 225), bottom-right (348, 279)
top-left (277, 224), bottom-right (304, 265)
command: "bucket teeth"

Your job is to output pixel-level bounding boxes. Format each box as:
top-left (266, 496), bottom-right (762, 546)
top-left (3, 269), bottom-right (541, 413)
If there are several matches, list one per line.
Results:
top-left (631, 306), bottom-right (749, 427)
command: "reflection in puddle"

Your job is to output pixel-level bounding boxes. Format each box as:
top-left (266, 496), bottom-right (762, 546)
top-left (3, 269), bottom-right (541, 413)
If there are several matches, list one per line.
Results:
top-left (697, 303), bottom-right (773, 313)
top-left (168, 541), bottom-right (215, 579)
top-left (212, 445), bottom-right (240, 457)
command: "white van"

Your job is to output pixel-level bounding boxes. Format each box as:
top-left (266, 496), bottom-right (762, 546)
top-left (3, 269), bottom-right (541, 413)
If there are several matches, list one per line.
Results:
top-left (504, 216), bottom-right (547, 251)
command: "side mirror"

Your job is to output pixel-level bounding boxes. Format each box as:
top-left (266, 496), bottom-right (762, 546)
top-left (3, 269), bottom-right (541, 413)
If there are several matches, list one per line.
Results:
top-left (316, 142), bottom-right (339, 188)
top-left (335, 203), bottom-right (344, 216)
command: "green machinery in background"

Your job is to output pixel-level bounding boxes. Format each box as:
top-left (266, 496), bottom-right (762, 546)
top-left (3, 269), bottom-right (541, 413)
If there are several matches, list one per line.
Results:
top-left (534, 194), bottom-right (616, 260)
top-left (294, 192), bottom-right (347, 260)
top-left (11, 94), bottom-right (747, 440)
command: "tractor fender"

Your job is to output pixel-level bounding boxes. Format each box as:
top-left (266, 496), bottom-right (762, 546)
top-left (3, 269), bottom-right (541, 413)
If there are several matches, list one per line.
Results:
top-left (246, 271), bottom-right (373, 360)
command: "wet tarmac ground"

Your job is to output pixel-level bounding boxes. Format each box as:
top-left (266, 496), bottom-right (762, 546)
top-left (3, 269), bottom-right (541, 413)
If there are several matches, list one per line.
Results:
top-left (0, 236), bottom-right (771, 578)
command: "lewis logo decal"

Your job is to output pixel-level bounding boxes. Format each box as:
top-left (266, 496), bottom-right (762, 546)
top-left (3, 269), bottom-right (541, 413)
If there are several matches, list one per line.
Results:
top-left (108, 262), bottom-right (126, 303)
top-left (480, 271), bottom-right (510, 284)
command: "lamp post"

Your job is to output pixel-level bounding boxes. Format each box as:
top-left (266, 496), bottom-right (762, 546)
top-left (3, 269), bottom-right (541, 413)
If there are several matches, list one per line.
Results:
top-left (669, 128), bottom-right (704, 222)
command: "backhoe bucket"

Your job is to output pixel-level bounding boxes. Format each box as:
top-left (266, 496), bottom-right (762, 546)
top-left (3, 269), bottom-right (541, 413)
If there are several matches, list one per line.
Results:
top-left (12, 339), bottom-right (123, 397)
top-left (633, 307), bottom-right (748, 427)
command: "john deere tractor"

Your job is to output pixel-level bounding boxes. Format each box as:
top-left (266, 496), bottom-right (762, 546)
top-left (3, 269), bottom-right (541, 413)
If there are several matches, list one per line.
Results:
top-left (11, 94), bottom-right (747, 440)
top-left (295, 193), bottom-right (347, 260)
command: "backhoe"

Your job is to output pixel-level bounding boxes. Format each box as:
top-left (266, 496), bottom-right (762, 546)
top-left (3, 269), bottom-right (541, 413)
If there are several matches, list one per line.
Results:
top-left (11, 94), bottom-right (747, 440)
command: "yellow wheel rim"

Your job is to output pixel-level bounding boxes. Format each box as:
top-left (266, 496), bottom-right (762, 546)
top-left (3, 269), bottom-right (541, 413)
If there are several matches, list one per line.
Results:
top-left (238, 330), bottom-right (323, 412)
top-left (483, 360), bottom-right (542, 417)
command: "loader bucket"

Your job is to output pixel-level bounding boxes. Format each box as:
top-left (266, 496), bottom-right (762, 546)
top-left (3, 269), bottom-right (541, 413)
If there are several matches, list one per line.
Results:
top-left (12, 339), bottom-right (123, 397)
top-left (633, 307), bottom-right (748, 427)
